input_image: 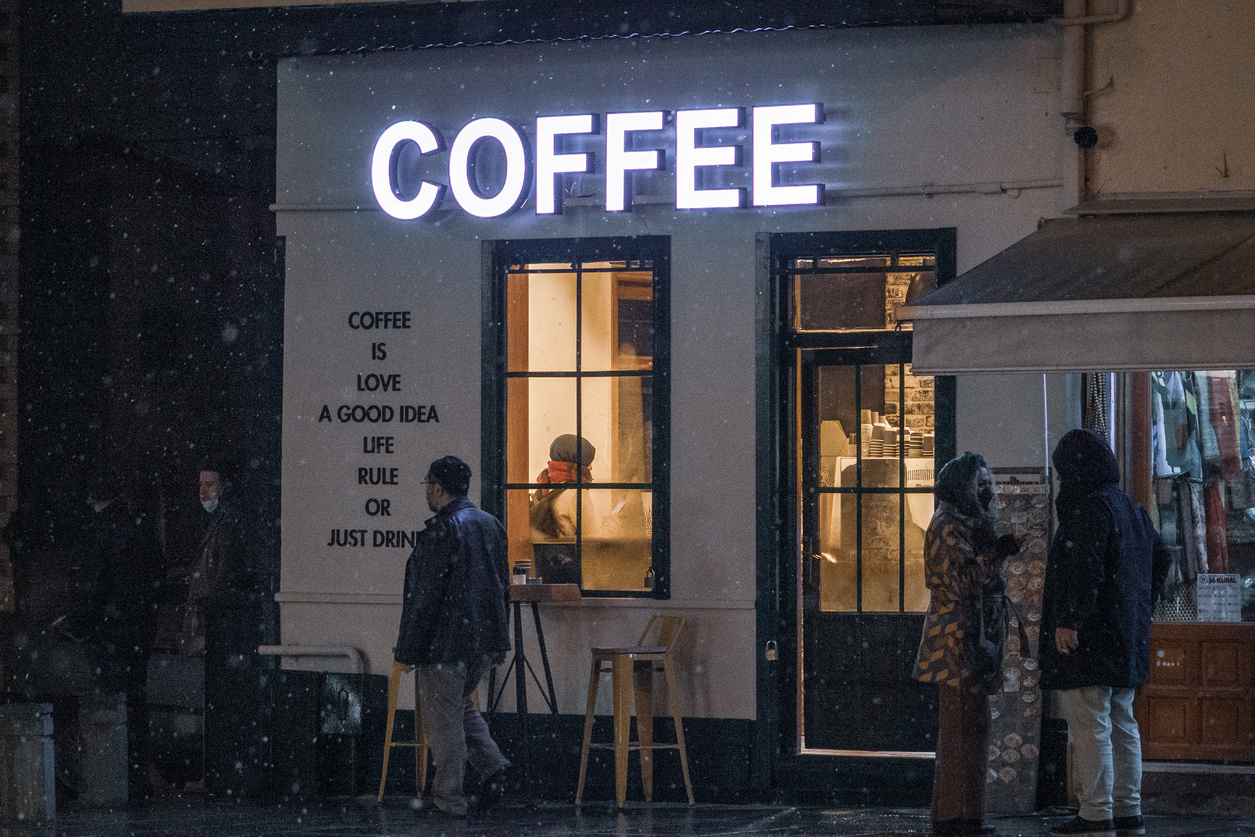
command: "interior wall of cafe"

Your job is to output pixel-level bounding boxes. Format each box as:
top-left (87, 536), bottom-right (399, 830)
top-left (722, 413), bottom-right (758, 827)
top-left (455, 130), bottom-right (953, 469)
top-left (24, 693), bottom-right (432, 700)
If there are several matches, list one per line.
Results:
top-left (275, 22), bottom-right (1068, 720)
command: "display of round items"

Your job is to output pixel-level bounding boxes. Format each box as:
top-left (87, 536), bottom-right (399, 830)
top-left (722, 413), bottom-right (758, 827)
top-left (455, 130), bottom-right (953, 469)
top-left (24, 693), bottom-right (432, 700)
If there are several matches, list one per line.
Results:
top-left (1002, 748), bottom-right (1020, 764)
top-left (999, 766), bottom-right (1017, 783)
top-left (1020, 743), bottom-right (1039, 759)
top-left (1023, 704), bottom-right (1041, 720)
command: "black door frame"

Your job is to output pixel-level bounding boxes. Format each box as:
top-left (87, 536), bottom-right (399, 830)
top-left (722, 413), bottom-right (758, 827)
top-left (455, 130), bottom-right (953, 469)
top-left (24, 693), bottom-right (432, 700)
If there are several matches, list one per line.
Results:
top-left (752, 228), bottom-right (956, 803)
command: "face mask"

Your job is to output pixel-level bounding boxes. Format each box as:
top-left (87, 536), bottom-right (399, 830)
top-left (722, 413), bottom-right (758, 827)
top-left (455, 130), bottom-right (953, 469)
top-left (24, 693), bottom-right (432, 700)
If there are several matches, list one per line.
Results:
top-left (202, 499), bottom-right (219, 513)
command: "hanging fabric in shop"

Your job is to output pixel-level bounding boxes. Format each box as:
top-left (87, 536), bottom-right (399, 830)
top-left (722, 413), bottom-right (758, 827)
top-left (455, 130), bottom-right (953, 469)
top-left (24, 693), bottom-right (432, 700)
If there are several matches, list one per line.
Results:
top-left (1177, 478), bottom-right (1207, 581)
top-left (1082, 373), bottom-right (1108, 437)
top-left (1206, 371), bottom-right (1242, 478)
top-left (1194, 373), bottom-right (1221, 464)
top-left (1151, 372), bottom-right (1203, 478)
top-left (1178, 373), bottom-right (1204, 477)
top-left (1240, 370), bottom-right (1255, 461)
top-left (1151, 378), bottom-right (1171, 477)
top-left (1203, 482), bottom-right (1230, 574)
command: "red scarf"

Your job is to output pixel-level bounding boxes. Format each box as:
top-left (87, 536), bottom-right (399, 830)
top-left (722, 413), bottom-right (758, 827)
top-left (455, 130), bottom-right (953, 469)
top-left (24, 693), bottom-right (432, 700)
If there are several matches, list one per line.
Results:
top-left (535, 460), bottom-right (592, 496)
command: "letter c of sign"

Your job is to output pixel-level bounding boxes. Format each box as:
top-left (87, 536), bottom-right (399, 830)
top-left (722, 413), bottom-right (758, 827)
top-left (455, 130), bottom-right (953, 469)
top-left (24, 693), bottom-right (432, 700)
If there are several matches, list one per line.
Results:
top-left (371, 121), bottom-right (446, 220)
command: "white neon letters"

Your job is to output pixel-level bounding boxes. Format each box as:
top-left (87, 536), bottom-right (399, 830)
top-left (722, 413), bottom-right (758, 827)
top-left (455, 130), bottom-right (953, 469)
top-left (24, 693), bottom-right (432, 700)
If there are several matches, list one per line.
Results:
top-left (605, 111), bottom-right (665, 212)
top-left (370, 121), bottom-right (445, 220)
top-left (447, 118), bottom-right (530, 218)
top-left (535, 114), bottom-right (597, 215)
top-left (752, 104), bottom-right (823, 207)
top-left (369, 103), bottom-right (824, 220)
top-left (675, 108), bottom-right (745, 210)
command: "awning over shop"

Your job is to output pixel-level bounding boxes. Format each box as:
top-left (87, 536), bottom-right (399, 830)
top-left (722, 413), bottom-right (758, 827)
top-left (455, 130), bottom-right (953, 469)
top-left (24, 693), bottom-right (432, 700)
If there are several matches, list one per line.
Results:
top-left (898, 212), bottom-right (1255, 374)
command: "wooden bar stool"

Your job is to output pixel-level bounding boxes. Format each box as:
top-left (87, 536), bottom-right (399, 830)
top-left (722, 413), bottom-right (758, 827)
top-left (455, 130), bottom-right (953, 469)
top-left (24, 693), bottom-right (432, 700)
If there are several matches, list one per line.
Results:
top-left (377, 660), bottom-right (429, 802)
top-left (575, 614), bottom-right (694, 807)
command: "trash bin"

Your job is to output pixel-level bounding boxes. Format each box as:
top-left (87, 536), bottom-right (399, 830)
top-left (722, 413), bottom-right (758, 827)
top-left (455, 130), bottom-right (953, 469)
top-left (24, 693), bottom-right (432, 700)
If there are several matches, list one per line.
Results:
top-left (262, 670), bottom-right (386, 797)
top-left (318, 673), bottom-right (386, 795)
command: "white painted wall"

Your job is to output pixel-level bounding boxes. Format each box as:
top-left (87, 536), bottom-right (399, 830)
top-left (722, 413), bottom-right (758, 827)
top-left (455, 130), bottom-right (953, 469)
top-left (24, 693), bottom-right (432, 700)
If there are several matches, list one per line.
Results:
top-left (1087, 0), bottom-right (1255, 195)
top-left (276, 23), bottom-right (1064, 719)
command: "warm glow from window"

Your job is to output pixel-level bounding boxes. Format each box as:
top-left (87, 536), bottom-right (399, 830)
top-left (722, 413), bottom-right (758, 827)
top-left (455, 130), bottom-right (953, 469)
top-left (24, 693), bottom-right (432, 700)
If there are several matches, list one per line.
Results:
top-left (505, 259), bottom-right (658, 593)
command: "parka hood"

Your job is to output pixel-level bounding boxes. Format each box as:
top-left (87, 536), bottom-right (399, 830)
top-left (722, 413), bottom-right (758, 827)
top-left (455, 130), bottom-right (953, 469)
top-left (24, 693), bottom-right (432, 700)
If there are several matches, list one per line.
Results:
top-left (1052, 428), bottom-right (1120, 489)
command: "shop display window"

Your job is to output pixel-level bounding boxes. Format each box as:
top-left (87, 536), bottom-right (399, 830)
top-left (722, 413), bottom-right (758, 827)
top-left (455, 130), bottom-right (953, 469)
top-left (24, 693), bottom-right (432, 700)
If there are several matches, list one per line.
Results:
top-left (1147, 369), bottom-right (1255, 622)
top-left (491, 240), bottom-right (669, 597)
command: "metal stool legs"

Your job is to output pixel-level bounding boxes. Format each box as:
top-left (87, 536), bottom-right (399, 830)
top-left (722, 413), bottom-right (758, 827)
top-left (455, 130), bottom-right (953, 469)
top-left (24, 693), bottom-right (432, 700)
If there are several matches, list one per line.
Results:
top-left (574, 615), bottom-right (694, 808)
top-left (377, 660), bottom-right (428, 802)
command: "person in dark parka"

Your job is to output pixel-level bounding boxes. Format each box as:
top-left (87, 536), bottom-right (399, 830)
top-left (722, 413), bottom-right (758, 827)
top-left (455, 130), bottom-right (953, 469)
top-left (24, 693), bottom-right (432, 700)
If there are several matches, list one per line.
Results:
top-left (1040, 429), bottom-right (1171, 837)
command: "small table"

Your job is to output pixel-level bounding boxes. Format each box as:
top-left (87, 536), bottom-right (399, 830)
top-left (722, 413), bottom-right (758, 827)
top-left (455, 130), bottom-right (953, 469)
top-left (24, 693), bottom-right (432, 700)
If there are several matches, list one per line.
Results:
top-left (487, 583), bottom-right (580, 790)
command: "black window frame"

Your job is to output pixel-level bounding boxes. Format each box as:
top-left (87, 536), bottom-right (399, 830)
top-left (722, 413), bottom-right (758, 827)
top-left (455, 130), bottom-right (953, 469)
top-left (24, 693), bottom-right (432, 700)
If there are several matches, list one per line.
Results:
top-left (482, 236), bottom-right (672, 598)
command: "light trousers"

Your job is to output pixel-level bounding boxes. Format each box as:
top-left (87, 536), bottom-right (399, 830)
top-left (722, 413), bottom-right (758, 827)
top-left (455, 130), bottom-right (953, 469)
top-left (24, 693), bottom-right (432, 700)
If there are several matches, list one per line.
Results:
top-left (415, 657), bottom-right (510, 815)
top-left (1058, 686), bottom-right (1142, 822)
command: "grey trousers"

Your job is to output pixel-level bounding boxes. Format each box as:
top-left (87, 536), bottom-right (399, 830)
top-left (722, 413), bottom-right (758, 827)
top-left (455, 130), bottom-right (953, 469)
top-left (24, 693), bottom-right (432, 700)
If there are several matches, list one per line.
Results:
top-left (1058, 686), bottom-right (1142, 822)
top-left (415, 657), bottom-right (510, 815)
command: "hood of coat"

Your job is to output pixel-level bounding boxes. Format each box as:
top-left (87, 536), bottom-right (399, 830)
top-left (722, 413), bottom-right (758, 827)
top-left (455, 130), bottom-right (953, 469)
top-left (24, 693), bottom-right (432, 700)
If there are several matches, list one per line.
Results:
top-left (1052, 428), bottom-right (1119, 491)
top-left (935, 451), bottom-right (987, 518)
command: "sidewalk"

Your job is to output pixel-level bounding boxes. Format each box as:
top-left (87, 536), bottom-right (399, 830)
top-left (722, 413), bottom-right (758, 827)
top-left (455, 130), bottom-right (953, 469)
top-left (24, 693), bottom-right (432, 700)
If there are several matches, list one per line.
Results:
top-left (28, 798), bottom-right (1255, 837)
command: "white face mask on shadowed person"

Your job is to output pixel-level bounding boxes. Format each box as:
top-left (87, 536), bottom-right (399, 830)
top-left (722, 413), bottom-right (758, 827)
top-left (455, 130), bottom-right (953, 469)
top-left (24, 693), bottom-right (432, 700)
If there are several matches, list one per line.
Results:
top-left (202, 498), bottom-right (219, 513)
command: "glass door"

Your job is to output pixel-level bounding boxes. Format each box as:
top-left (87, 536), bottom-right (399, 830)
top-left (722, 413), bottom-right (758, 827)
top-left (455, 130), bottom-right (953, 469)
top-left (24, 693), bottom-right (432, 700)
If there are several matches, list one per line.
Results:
top-left (799, 346), bottom-right (937, 753)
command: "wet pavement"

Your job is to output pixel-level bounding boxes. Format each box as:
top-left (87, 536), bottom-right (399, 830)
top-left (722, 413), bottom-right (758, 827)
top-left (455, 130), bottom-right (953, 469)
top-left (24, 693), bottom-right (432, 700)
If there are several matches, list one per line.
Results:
top-left (17, 799), bottom-right (1255, 837)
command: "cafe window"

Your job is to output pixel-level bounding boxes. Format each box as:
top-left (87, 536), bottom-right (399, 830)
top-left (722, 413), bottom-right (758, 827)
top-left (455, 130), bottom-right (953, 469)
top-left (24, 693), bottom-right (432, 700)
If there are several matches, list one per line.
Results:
top-left (486, 237), bottom-right (670, 597)
top-left (1145, 369), bottom-right (1255, 623)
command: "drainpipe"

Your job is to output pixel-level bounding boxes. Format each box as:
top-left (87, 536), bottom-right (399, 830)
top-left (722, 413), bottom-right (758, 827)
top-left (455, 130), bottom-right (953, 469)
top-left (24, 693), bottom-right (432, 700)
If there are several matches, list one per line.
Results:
top-left (1050, 1), bottom-right (1131, 484)
top-left (1054, 0), bottom-right (1130, 207)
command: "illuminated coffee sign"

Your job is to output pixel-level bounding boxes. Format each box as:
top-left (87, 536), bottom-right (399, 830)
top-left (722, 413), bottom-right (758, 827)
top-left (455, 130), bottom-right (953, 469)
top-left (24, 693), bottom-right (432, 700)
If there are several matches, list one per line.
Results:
top-left (371, 104), bottom-right (824, 219)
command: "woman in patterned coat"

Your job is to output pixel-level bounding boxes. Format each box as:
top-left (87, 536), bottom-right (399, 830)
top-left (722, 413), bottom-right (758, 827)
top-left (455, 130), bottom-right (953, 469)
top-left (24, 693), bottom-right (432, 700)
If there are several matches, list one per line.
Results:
top-left (914, 452), bottom-right (1019, 837)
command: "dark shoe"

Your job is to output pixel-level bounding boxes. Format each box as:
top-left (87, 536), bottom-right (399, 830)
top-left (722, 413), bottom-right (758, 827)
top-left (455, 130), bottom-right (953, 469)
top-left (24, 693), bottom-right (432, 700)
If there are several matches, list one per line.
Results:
top-left (474, 766), bottom-right (507, 812)
top-left (934, 820), bottom-right (985, 837)
top-left (414, 798), bottom-right (467, 820)
top-left (1113, 815), bottom-right (1145, 836)
top-left (427, 805), bottom-right (468, 820)
top-left (1050, 816), bottom-right (1115, 837)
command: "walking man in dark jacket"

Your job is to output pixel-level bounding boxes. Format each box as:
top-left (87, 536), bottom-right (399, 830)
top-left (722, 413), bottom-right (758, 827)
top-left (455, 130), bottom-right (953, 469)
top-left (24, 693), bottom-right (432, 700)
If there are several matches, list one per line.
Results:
top-left (394, 455), bottom-right (511, 817)
top-left (1040, 429), bottom-right (1171, 837)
